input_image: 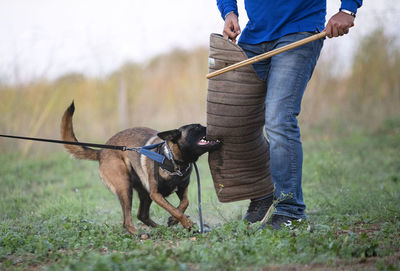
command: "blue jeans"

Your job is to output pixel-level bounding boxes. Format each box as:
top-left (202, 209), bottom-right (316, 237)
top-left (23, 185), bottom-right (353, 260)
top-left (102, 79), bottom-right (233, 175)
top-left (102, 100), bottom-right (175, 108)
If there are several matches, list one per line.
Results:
top-left (239, 32), bottom-right (323, 219)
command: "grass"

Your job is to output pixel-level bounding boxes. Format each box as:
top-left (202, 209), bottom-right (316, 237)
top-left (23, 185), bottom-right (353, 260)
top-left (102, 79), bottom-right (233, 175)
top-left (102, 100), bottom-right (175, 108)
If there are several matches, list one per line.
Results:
top-left (0, 126), bottom-right (399, 270)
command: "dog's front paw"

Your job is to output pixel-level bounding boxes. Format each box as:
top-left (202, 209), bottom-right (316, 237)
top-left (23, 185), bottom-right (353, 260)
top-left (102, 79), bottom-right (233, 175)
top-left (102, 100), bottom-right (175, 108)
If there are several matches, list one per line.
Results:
top-left (167, 216), bottom-right (179, 227)
top-left (181, 217), bottom-right (194, 230)
top-left (124, 224), bottom-right (137, 236)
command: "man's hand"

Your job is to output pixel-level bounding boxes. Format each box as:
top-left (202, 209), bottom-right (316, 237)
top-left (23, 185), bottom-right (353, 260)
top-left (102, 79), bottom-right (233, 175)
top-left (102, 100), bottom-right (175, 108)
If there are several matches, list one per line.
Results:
top-left (325, 11), bottom-right (355, 38)
top-left (223, 12), bottom-right (241, 43)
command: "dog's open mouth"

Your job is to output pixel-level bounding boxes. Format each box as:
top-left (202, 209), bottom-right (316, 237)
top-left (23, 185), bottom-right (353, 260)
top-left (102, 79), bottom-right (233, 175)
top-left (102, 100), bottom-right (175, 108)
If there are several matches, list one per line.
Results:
top-left (197, 136), bottom-right (221, 149)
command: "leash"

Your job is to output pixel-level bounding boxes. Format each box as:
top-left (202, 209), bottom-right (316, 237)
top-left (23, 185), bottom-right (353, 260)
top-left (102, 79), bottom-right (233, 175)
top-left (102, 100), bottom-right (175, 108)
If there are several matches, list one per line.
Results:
top-left (193, 162), bottom-right (204, 233)
top-left (0, 134), bottom-right (166, 164)
top-left (0, 133), bottom-right (206, 233)
top-left (0, 134), bottom-right (128, 151)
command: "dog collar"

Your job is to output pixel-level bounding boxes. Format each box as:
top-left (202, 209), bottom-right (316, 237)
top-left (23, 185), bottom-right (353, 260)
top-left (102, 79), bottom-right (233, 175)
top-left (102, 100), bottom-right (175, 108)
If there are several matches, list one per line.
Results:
top-left (132, 141), bottom-right (190, 177)
top-left (161, 142), bottom-right (191, 177)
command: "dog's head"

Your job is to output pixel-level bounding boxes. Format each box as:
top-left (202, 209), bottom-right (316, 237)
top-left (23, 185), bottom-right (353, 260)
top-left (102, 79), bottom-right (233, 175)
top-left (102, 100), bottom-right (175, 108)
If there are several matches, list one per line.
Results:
top-left (157, 124), bottom-right (220, 163)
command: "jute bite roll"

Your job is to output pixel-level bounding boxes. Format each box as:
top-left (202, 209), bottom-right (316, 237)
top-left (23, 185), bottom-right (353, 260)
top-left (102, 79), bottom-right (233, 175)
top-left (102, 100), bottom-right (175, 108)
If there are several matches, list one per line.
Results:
top-left (207, 34), bottom-right (274, 202)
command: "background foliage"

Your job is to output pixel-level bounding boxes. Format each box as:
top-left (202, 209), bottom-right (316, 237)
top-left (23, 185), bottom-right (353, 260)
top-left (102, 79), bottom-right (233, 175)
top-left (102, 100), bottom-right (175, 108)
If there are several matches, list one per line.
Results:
top-left (1, 29), bottom-right (399, 155)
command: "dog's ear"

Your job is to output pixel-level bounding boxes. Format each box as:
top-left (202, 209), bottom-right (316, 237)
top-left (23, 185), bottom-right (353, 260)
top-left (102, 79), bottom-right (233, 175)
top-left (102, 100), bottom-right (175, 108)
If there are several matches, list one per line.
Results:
top-left (157, 129), bottom-right (182, 142)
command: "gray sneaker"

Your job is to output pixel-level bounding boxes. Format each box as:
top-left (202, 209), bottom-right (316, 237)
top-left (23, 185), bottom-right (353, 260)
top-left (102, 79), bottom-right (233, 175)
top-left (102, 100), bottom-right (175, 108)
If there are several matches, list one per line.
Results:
top-left (242, 196), bottom-right (273, 223)
top-left (260, 214), bottom-right (302, 230)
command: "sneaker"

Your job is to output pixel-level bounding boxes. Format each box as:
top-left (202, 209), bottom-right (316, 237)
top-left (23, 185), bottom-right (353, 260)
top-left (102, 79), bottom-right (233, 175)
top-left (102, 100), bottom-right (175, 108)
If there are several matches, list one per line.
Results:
top-left (260, 214), bottom-right (302, 230)
top-left (242, 196), bottom-right (273, 223)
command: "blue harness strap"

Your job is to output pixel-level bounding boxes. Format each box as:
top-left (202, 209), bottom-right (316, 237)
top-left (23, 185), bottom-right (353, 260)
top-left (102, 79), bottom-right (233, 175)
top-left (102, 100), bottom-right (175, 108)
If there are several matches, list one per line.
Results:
top-left (127, 141), bottom-right (190, 176)
top-left (137, 142), bottom-right (165, 164)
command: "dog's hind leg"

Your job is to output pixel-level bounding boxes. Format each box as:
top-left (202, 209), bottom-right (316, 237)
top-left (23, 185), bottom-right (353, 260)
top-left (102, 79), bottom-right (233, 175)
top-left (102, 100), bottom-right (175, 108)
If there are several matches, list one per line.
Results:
top-left (117, 187), bottom-right (136, 235)
top-left (136, 189), bottom-right (159, 227)
top-left (100, 159), bottom-right (136, 235)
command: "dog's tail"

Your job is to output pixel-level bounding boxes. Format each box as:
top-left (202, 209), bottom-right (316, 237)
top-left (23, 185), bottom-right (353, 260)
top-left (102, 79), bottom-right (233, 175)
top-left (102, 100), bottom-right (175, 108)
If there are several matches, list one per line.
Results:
top-left (61, 101), bottom-right (100, 161)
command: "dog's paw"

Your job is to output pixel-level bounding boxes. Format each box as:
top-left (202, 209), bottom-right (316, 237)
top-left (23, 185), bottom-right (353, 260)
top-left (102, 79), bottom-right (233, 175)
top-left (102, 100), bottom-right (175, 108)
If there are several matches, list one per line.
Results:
top-left (167, 216), bottom-right (179, 227)
top-left (181, 217), bottom-right (194, 230)
top-left (124, 225), bottom-right (137, 236)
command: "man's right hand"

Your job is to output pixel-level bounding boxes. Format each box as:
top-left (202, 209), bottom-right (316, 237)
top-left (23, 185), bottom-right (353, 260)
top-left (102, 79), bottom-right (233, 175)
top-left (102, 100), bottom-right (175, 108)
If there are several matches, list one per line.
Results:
top-left (223, 12), bottom-right (241, 43)
top-left (325, 11), bottom-right (355, 38)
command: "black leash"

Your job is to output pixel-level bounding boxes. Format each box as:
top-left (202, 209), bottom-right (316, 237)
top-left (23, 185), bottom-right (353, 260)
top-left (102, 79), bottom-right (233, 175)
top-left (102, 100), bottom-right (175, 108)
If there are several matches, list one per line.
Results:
top-left (0, 134), bottom-right (165, 163)
top-left (193, 162), bottom-right (204, 233)
top-left (0, 133), bottom-right (207, 233)
top-left (0, 134), bottom-right (128, 151)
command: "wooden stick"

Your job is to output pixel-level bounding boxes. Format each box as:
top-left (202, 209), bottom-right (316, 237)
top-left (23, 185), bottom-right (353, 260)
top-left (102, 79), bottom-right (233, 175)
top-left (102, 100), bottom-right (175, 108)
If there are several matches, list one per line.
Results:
top-left (206, 31), bottom-right (327, 79)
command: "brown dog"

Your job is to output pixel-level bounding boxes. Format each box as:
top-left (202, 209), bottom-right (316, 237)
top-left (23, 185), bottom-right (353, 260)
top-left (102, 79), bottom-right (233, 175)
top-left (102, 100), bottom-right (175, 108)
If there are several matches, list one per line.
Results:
top-left (61, 102), bottom-right (220, 235)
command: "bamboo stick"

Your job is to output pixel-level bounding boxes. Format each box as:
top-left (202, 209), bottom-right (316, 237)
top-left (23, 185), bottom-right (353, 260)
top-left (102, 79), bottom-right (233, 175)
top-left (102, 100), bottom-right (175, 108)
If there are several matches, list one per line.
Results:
top-left (206, 31), bottom-right (327, 79)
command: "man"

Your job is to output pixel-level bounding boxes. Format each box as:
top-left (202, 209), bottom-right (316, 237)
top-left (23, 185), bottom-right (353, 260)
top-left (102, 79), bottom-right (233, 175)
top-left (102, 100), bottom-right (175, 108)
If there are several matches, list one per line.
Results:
top-left (216, 0), bottom-right (362, 229)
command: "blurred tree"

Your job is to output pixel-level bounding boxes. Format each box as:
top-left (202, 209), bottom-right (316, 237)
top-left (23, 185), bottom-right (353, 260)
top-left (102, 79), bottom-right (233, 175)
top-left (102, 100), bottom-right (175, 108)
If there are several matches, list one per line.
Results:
top-left (350, 28), bottom-right (400, 113)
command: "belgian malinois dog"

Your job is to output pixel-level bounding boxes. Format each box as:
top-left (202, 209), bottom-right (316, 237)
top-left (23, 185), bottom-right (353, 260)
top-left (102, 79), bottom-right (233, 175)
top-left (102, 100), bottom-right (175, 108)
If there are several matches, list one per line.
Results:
top-left (61, 102), bottom-right (220, 235)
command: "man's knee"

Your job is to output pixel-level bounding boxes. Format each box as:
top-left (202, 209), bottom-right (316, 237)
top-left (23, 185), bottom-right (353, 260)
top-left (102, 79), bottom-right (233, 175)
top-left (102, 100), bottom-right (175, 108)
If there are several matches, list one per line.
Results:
top-left (265, 108), bottom-right (300, 141)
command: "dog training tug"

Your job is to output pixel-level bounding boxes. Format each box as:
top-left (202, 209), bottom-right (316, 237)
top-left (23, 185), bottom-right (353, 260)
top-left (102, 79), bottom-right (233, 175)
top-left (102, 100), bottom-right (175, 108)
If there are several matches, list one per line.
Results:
top-left (61, 102), bottom-right (220, 236)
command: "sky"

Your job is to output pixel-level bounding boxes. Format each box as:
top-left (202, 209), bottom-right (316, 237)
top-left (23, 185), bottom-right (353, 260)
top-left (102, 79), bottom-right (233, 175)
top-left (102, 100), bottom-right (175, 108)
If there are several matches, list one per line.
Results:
top-left (0, 0), bottom-right (399, 84)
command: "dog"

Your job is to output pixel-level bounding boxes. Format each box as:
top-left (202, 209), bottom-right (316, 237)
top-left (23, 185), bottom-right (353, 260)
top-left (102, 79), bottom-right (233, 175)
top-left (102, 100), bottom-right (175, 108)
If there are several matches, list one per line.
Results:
top-left (61, 102), bottom-right (220, 235)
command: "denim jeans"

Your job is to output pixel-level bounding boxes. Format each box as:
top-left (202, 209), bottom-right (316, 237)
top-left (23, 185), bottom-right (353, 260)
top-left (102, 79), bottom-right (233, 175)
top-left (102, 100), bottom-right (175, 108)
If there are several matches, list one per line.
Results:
top-left (239, 32), bottom-right (323, 219)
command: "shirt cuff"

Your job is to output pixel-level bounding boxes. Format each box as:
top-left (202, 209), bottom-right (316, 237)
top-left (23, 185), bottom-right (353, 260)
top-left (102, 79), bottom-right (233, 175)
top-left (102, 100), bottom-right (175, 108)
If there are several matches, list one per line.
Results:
top-left (221, 6), bottom-right (238, 19)
top-left (340, 0), bottom-right (360, 13)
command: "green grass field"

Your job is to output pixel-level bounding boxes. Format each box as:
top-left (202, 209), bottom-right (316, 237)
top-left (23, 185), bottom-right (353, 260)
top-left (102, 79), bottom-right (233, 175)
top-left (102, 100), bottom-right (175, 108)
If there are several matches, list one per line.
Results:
top-left (0, 126), bottom-right (399, 270)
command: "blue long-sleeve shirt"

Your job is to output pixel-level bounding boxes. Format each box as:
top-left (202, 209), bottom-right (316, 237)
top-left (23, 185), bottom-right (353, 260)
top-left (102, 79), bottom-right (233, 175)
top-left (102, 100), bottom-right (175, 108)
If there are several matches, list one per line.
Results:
top-left (217, 0), bottom-right (362, 44)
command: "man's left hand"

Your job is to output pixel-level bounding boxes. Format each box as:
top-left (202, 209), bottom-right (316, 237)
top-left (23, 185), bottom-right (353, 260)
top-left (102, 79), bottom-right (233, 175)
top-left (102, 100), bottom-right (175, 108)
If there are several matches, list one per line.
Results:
top-left (325, 11), bottom-right (355, 38)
